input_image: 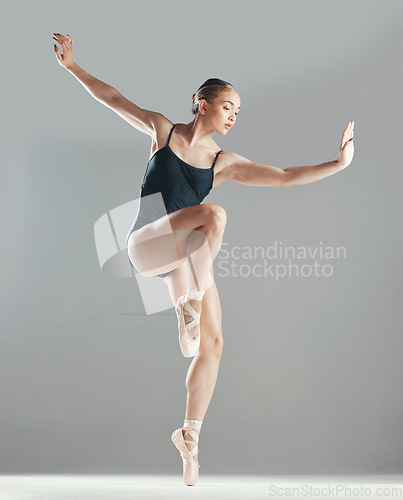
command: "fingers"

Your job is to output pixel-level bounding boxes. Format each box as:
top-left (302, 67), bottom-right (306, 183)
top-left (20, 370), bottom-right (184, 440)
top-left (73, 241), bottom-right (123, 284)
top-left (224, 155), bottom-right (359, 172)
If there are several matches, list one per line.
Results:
top-left (344, 121), bottom-right (354, 134)
top-left (53, 33), bottom-right (64, 44)
top-left (347, 121), bottom-right (354, 140)
top-left (340, 121), bottom-right (355, 149)
top-left (52, 33), bottom-right (73, 46)
top-left (54, 44), bottom-right (62, 62)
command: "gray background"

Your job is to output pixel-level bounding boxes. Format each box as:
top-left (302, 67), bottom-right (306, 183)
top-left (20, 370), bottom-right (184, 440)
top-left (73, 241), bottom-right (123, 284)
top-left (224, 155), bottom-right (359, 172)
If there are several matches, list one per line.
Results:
top-left (0, 0), bottom-right (402, 474)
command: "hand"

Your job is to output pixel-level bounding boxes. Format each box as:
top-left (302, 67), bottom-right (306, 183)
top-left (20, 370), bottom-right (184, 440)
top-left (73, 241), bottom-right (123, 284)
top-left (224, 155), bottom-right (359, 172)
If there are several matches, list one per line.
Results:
top-left (53, 33), bottom-right (74, 69)
top-left (337, 121), bottom-right (355, 168)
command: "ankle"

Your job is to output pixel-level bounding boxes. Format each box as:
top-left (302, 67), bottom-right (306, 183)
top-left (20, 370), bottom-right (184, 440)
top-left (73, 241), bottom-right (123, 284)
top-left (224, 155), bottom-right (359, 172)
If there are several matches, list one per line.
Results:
top-left (183, 418), bottom-right (203, 433)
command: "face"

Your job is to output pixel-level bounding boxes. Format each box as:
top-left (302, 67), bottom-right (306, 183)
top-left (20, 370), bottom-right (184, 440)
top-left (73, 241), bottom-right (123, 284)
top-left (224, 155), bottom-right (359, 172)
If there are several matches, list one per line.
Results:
top-left (201, 89), bottom-right (241, 135)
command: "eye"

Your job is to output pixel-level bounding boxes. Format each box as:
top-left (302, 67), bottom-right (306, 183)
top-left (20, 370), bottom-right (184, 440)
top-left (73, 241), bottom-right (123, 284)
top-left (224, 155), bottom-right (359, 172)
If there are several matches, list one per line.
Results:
top-left (224, 107), bottom-right (238, 116)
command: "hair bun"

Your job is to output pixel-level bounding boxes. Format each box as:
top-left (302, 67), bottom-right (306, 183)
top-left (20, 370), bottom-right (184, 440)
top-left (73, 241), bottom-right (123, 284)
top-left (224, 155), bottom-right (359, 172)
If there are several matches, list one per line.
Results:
top-left (197, 78), bottom-right (232, 91)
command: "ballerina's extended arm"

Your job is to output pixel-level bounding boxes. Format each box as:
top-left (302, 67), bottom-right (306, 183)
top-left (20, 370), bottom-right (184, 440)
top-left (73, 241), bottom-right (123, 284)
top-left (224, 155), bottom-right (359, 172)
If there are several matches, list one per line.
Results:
top-left (53, 32), bottom-right (164, 137)
top-left (220, 122), bottom-right (355, 187)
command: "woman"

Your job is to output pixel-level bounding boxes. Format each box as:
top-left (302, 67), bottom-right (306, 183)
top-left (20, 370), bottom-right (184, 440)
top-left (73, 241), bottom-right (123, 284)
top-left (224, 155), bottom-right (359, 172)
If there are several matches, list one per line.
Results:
top-left (53, 33), bottom-right (355, 486)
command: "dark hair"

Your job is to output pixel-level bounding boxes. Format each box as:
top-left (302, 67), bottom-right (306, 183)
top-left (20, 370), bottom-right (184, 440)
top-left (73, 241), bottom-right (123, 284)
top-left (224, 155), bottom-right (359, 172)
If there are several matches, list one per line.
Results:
top-left (191, 78), bottom-right (234, 115)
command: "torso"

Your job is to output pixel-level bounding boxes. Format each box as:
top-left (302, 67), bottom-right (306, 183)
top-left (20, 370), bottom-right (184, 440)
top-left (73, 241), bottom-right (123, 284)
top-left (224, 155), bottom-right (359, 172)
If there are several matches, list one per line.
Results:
top-left (126, 119), bottom-right (231, 244)
top-left (150, 119), bottom-right (231, 188)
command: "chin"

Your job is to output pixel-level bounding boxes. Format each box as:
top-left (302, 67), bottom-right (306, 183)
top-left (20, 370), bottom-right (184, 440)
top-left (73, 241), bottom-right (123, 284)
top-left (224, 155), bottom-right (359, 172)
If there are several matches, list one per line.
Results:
top-left (217, 126), bottom-right (229, 136)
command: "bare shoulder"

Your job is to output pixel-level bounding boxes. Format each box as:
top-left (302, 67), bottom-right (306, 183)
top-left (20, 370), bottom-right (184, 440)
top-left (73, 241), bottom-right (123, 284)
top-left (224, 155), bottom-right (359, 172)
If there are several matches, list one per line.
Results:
top-left (147, 114), bottom-right (175, 157)
top-left (151, 113), bottom-right (174, 141)
top-left (212, 150), bottom-right (252, 188)
top-left (215, 150), bottom-right (251, 171)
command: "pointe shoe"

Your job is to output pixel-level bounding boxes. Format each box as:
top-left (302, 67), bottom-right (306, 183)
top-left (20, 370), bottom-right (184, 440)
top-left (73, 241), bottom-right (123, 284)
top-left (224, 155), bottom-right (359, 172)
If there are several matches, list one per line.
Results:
top-left (175, 294), bottom-right (203, 357)
top-left (171, 427), bottom-right (200, 486)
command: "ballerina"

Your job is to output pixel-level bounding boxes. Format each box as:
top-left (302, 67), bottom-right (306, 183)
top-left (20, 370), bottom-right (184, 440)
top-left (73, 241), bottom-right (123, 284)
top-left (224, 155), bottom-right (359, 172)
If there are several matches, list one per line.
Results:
top-left (53, 32), bottom-right (355, 486)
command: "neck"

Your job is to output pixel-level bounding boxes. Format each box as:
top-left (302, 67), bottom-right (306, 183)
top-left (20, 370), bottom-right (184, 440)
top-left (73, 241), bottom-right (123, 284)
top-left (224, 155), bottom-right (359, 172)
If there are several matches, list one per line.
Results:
top-left (181, 117), bottom-right (213, 147)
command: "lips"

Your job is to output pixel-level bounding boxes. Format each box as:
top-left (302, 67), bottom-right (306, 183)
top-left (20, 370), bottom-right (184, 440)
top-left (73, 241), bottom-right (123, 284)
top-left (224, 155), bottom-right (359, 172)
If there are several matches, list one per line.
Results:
top-left (225, 124), bottom-right (232, 129)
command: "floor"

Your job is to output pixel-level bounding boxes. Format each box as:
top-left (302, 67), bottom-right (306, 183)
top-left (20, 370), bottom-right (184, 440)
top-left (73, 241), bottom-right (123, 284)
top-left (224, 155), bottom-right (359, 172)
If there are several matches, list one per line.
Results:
top-left (0, 474), bottom-right (402, 499)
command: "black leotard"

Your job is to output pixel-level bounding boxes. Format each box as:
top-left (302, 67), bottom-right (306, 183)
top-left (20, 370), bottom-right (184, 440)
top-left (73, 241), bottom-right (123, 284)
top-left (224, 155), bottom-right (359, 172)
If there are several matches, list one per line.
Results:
top-left (126, 123), bottom-right (223, 244)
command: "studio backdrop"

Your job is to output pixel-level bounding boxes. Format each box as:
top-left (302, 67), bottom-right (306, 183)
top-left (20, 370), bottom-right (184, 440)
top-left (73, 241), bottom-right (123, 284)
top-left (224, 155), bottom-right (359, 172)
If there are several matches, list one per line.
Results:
top-left (0, 0), bottom-right (402, 474)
